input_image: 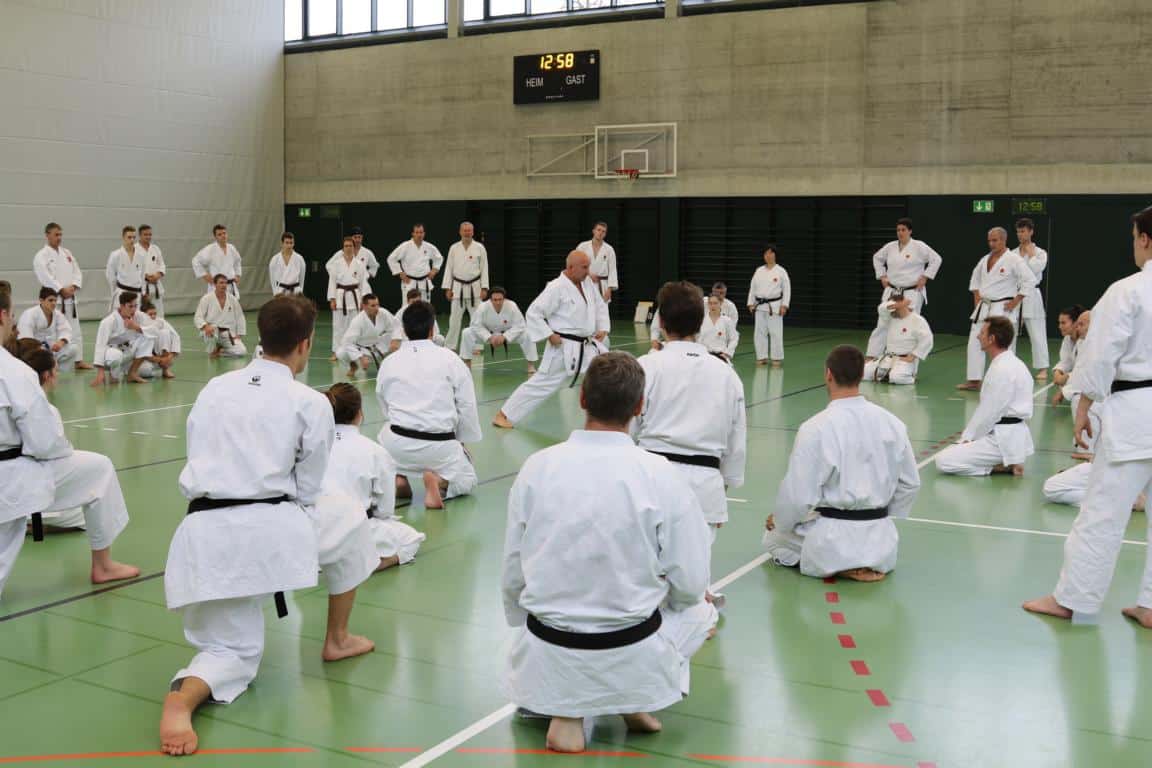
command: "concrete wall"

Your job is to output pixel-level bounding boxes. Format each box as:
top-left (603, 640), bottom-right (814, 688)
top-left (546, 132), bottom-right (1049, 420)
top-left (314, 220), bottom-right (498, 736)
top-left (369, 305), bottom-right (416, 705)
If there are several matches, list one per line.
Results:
top-left (285, 0), bottom-right (1152, 203)
top-left (0, 0), bottom-right (285, 316)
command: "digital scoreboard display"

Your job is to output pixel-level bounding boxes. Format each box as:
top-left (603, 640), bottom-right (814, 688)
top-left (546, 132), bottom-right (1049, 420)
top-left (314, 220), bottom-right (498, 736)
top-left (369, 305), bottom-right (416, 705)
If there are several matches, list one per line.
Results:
top-left (514, 50), bottom-right (600, 105)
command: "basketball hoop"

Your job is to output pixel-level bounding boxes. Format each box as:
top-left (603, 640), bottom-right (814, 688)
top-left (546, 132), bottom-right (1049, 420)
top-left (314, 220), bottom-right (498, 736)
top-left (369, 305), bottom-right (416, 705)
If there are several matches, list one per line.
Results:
top-left (614, 168), bottom-right (642, 181)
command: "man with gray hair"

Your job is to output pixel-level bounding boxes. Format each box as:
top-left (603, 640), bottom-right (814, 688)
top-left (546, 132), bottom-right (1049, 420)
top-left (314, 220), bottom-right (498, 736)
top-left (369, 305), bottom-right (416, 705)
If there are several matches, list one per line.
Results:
top-left (442, 221), bottom-right (489, 350)
top-left (957, 227), bottom-right (1036, 390)
top-left (501, 352), bottom-right (717, 753)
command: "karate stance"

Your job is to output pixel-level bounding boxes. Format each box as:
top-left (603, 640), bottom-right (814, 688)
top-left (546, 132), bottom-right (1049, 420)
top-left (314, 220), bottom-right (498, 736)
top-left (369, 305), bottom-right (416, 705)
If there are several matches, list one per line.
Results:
top-left (268, 232), bottom-right (307, 296)
top-left (17, 288), bottom-right (76, 371)
top-left (328, 236), bottom-right (372, 357)
top-left (387, 223), bottom-right (442, 306)
top-left (160, 297), bottom-right (373, 757)
top-left (493, 251), bottom-right (609, 429)
top-left (106, 226), bottom-right (145, 310)
top-left (958, 228), bottom-right (1036, 389)
top-left (460, 286), bottom-right (537, 372)
top-left (1024, 206), bottom-right (1152, 627)
top-left (376, 301), bottom-right (481, 509)
top-left (91, 292), bottom-right (158, 386)
top-left (936, 317), bottom-right (1035, 476)
top-left (137, 224), bottom-right (167, 316)
top-left (576, 221), bottom-right (618, 302)
top-left (747, 245), bottom-right (790, 367)
top-left (866, 218), bottom-right (942, 358)
top-left (502, 352), bottom-right (718, 753)
top-left (442, 221), bottom-right (489, 350)
top-left (336, 294), bottom-right (395, 377)
top-left (1013, 218), bottom-right (1050, 377)
top-left (0, 286), bottom-right (139, 600)
top-left (194, 274), bottom-right (247, 358)
top-left (33, 222), bottom-right (92, 369)
top-left (192, 225), bottom-right (242, 298)
top-left (764, 345), bottom-right (920, 581)
top-left (863, 296), bottom-right (934, 384)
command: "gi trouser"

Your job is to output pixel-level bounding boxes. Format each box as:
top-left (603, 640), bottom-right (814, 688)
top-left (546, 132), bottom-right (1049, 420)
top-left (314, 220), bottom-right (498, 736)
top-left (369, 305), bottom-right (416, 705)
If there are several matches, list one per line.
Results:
top-left (173, 596), bottom-right (265, 704)
top-left (378, 431), bottom-right (478, 499)
top-left (752, 305), bottom-right (783, 361)
top-left (866, 287), bottom-right (925, 358)
top-left (459, 329), bottom-right (538, 363)
top-left (202, 331), bottom-right (247, 358)
top-left (933, 437), bottom-right (1008, 476)
top-left (1043, 462), bottom-right (1092, 506)
top-left (337, 342), bottom-right (389, 367)
top-left (863, 355), bottom-right (918, 385)
top-left (762, 517), bottom-right (898, 578)
top-left (1022, 315), bottom-right (1050, 370)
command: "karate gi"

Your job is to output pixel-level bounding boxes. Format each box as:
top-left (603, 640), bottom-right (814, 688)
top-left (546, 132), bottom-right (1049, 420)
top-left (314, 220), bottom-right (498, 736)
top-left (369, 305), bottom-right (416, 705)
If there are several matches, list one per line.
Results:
top-left (501, 430), bottom-right (717, 717)
top-left (1052, 260), bottom-right (1152, 615)
top-left (965, 251), bottom-right (1036, 380)
top-left (323, 424), bottom-right (425, 565)
top-left (16, 306), bottom-right (77, 371)
top-left (1055, 336), bottom-right (1078, 389)
top-left (442, 240), bottom-right (489, 349)
top-left (576, 239), bottom-right (618, 301)
top-left (748, 265), bottom-right (791, 361)
top-left (1044, 462), bottom-right (1092, 507)
top-left (311, 431), bottom-right (380, 597)
top-left (268, 251), bottom-right (307, 296)
top-left (650, 298), bottom-right (734, 346)
top-left (935, 350), bottom-right (1035, 476)
top-left (326, 246), bottom-right (380, 283)
top-left (137, 242), bottom-right (167, 316)
top-left (0, 347), bottom-right (130, 599)
top-left (193, 292), bottom-right (247, 357)
top-left (1059, 338), bottom-right (1101, 455)
top-left (392, 304), bottom-right (444, 346)
top-left (460, 298), bottom-right (536, 363)
top-left (336, 308), bottom-right (396, 367)
top-left (93, 309), bottom-right (158, 378)
top-left (33, 244), bottom-right (85, 363)
top-left (376, 340), bottom-right (482, 499)
top-left (763, 396), bottom-right (920, 577)
top-left (143, 315), bottom-right (182, 356)
top-left (386, 239), bottom-right (443, 305)
top-left (164, 358), bottom-right (332, 703)
top-left (499, 274), bottom-right (610, 425)
top-left (192, 242), bottom-right (242, 298)
top-left (866, 239), bottom-right (942, 357)
top-left (698, 315), bottom-right (739, 361)
top-left (105, 247), bottom-right (146, 311)
top-left (633, 341), bottom-right (746, 529)
top-left (327, 256), bottom-right (372, 353)
top-left (863, 307), bottom-right (934, 385)
top-left (1014, 244), bottom-right (1050, 370)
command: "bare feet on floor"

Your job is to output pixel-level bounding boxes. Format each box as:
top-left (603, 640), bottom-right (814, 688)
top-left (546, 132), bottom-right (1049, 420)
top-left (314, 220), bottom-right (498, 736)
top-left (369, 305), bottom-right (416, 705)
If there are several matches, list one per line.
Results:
top-left (771, 360), bottom-right (782, 368)
top-left (162, 369), bottom-right (176, 379)
top-left (1070, 452), bottom-right (1093, 461)
top-left (322, 633), bottom-right (375, 662)
top-left (375, 555), bottom-right (400, 572)
top-left (395, 475), bottom-right (413, 500)
top-left (622, 712), bottom-right (662, 733)
top-left (955, 381), bottom-right (981, 391)
top-left (546, 717), bottom-right (586, 753)
top-left (1121, 606), bottom-right (1152, 628)
top-left (423, 470), bottom-right (446, 509)
top-left (91, 560), bottom-right (140, 584)
top-left (1022, 594), bottom-right (1073, 620)
top-left (127, 375), bottom-right (147, 384)
top-left (756, 359), bottom-right (767, 367)
top-left (838, 567), bottom-right (886, 582)
top-left (492, 410), bottom-right (514, 429)
top-left (75, 361), bottom-right (94, 370)
top-left (208, 349), bottom-right (221, 360)
top-left (159, 692), bottom-right (198, 756)
top-left (1034, 369), bottom-right (1048, 380)
top-left (346, 362), bottom-right (358, 378)
top-left (991, 464), bottom-right (1025, 477)
top-left (526, 364), bottom-right (536, 374)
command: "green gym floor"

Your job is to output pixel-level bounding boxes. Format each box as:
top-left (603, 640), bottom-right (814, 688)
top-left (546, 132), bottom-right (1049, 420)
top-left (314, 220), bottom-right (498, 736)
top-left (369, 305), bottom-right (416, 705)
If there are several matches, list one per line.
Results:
top-left (1, 313), bottom-right (1149, 768)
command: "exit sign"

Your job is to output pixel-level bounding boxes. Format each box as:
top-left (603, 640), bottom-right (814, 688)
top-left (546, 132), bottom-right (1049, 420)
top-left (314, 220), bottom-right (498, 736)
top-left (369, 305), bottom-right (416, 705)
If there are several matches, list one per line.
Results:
top-left (298, 207), bottom-right (311, 218)
top-left (972, 200), bottom-right (995, 213)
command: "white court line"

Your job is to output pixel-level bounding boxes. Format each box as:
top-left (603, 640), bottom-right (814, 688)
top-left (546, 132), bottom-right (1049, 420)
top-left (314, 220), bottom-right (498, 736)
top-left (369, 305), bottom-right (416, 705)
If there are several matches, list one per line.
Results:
top-left (395, 550), bottom-right (773, 768)
top-left (905, 516), bottom-right (1146, 548)
top-left (726, 497), bottom-right (748, 503)
top-left (917, 381), bottom-right (1054, 470)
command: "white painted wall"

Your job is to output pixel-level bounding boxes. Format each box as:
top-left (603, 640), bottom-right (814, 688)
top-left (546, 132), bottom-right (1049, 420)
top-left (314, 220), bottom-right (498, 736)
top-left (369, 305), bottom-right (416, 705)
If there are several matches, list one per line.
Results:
top-left (0, 0), bottom-right (285, 316)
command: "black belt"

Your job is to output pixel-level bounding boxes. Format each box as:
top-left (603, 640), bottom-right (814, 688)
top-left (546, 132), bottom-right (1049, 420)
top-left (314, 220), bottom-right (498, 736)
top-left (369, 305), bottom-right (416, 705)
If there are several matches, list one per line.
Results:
top-left (1112, 380), bottom-right (1152, 394)
top-left (556, 331), bottom-right (594, 388)
top-left (337, 283), bottom-right (360, 316)
top-left (116, 281), bottom-right (143, 294)
top-left (816, 506), bottom-right (889, 521)
top-left (709, 351), bottom-right (730, 363)
top-left (488, 338), bottom-right (510, 358)
top-left (972, 296), bottom-right (1018, 324)
top-left (356, 343), bottom-right (384, 368)
top-left (186, 494), bottom-right (293, 618)
top-left (997, 417), bottom-right (1023, 425)
top-left (390, 424), bottom-right (456, 441)
top-left (216, 327), bottom-right (236, 346)
top-left (144, 280), bottom-right (161, 299)
top-left (0, 447), bottom-right (43, 542)
top-left (648, 450), bottom-right (721, 469)
top-left (61, 294), bottom-right (77, 319)
top-left (277, 282), bottom-right (300, 294)
top-left (453, 274), bottom-right (482, 306)
top-left (526, 609), bottom-right (662, 650)
top-left (754, 295), bottom-right (784, 316)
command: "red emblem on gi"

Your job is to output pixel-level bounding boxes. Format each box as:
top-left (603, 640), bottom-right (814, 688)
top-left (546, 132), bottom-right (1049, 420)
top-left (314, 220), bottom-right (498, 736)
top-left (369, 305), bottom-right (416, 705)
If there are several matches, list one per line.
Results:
top-left (773, 277), bottom-right (778, 282)
top-left (1000, 267), bottom-right (1005, 273)
top-left (66, 255), bottom-right (73, 262)
top-left (901, 327), bottom-right (907, 333)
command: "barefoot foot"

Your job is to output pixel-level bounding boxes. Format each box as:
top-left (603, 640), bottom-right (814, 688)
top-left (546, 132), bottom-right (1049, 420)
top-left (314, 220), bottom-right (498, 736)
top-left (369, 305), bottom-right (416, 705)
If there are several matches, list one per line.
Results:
top-left (546, 717), bottom-right (586, 753)
top-left (423, 470), bottom-right (445, 509)
top-left (1121, 606), bottom-right (1152, 628)
top-left (621, 712), bottom-right (662, 734)
top-left (492, 411), bottom-right (514, 429)
top-left (75, 361), bottom-right (94, 371)
top-left (322, 633), bottom-right (375, 662)
top-left (375, 555), bottom-right (401, 572)
top-left (91, 560), bottom-right (141, 584)
top-left (526, 364), bottom-right (536, 374)
top-left (162, 370), bottom-right (176, 379)
top-left (1022, 595), bottom-right (1073, 620)
top-left (159, 692), bottom-right (199, 756)
top-left (838, 567), bottom-right (887, 583)
top-left (955, 381), bottom-right (981, 391)
top-left (127, 375), bottom-right (147, 384)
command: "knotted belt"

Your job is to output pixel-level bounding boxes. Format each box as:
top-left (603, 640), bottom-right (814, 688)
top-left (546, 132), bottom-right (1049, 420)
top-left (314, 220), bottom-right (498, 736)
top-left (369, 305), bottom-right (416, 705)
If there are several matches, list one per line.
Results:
top-left (277, 282), bottom-right (300, 295)
top-left (390, 424), bottom-right (456, 441)
top-left (453, 274), bottom-right (482, 307)
top-left (997, 417), bottom-right (1023, 425)
top-left (971, 296), bottom-right (1018, 325)
top-left (527, 609), bottom-right (662, 650)
top-left (487, 337), bottom-right (510, 359)
top-left (556, 331), bottom-right (595, 388)
top-left (754, 294), bottom-right (784, 316)
top-left (0, 446), bottom-right (43, 541)
top-left (337, 284), bottom-right (360, 316)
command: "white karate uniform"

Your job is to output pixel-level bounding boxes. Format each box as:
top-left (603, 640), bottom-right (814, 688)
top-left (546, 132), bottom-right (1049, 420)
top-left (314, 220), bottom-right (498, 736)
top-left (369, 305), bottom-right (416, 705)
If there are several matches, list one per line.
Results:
top-left (763, 396), bottom-right (920, 577)
top-left (192, 242), bottom-right (243, 298)
top-left (323, 425), bottom-right (425, 565)
top-left (16, 306), bottom-right (77, 371)
top-left (268, 251), bottom-right (307, 296)
top-left (337, 308), bottom-right (395, 367)
top-left (326, 246), bottom-right (380, 284)
top-left (501, 430), bottom-right (717, 717)
top-left (460, 299), bottom-right (537, 362)
top-left (392, 304), bottom-right (444, 346)
top-left (311, 431), bottom-right (381, 596)
top-left (143, 315), bottom-right (182, 356)
top-left (386, 239), bottom-right (443, 305)
top-left (0, 348), bottom-right (130, 599)
top-left (1013, 244), bottom-right (1050, 370)
top-left (650, 298), bottom-right (734, 346)
top-left (1054, 335), bottom-right (1078, 394)
top-left (165, 358), bottom-right (332, 702)
top-left (965, 251), bottom-right (1037, 380)
top-left (866, 238), bottom-right (942, 357)
top-left (93, 310), bottom-right (157, 378)
top-left (137, 243), bottom-right (167, 316)
top-left (105, 247), bottom-right (146, 311)
top-left (1060, 338), bottom-right (1102, 455)
top-left (576, 239), bottom-right (618, 300)
top-left (1053, 261), bottom-right (1152, 615)
top-left (442, 240), bottom-right (489, 349)
top-left (376, 340), bottom-right (482, 499)
top-left (1044, 462), bottom-right (1092, 507)
top-left (935, 350), bottom-right (1035, 475)
top-left (33, 244), bottom-right (85, 362)
top-left (748, 265), bottom-right (790, 361)
top-left (698, 314), bottom-right (739, 360)
top-left (863, 308), bottom-right (934, 385)
top-left (193, 292), bottom-right (247, 357)
top-left (500, 274), bottom-right (610, 425)
top-left (327, 256), bottom-right (372, 353)
top-left (633, 341), bottom-right (746, 527)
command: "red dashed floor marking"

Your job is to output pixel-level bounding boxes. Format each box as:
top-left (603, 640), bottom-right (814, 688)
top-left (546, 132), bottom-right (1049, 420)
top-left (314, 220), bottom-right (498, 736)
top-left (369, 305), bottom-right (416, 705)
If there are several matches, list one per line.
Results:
top-left (829, 612), bottom-right (846, 624)
top-left (850, 660), bottom-right (871, 676)
top-left (837, 634), bottom-right (856, 648)
top-left (866, 689), bottom-right (890, 707)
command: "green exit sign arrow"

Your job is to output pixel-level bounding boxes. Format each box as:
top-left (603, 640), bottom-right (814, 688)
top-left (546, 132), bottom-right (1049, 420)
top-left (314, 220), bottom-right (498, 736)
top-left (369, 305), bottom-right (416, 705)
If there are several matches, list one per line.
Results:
top-left (972, 200), bottom-right (995, 213)
top-left (298, 207), bottom-right (311, 218)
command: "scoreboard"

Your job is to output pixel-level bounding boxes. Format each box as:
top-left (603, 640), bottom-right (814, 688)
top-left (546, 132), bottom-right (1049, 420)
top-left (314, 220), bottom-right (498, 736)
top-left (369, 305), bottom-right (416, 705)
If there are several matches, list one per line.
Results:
top-left (514, 50), bottom-right (600, 105)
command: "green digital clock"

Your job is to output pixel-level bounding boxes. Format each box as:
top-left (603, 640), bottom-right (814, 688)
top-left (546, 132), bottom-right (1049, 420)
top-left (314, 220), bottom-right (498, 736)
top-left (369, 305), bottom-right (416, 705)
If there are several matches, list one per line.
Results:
top-left (1012, 198), bottom-right (1047, 215)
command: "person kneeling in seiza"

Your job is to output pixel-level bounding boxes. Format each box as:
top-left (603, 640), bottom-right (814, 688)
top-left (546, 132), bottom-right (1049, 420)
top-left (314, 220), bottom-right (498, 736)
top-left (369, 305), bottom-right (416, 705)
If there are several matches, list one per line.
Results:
top-left (336, 293), bottom-right (395, 378)
top-left (763, 345), bottom-right (920, 582)
top-left (863, 295), bottom-right (933, 384)
top-left (502, 352), bottom-right (718, 753)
